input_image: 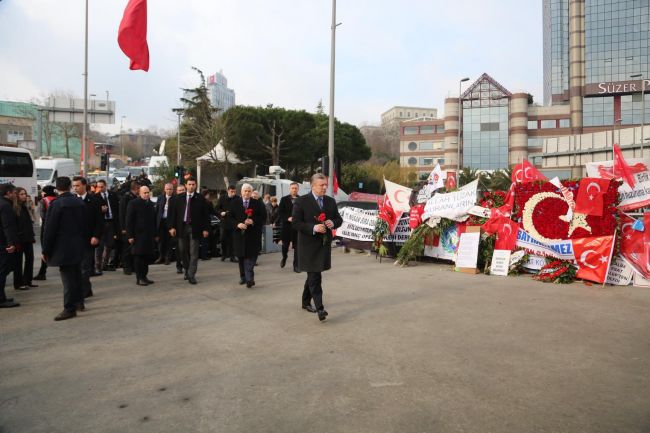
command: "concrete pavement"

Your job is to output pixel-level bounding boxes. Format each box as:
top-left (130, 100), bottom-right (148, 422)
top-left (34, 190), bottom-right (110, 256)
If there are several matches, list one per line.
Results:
top-left (1, 250), bottom-right (650, 433)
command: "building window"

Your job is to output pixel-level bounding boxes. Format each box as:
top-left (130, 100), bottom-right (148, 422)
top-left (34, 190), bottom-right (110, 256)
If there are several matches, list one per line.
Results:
top-left (404, 127), bottom-right (418, 135)
top-left (433, 142), bottom-right (443, 150)
top-left (419, 157), bottom-right (433, 166)
top-left (528, 120), bottom-right (538, 129)
top-left (541, 120), bottom-right (556, 129)
top-left (407, 157), bottom-right (417, 166)
top-left (407, 141), bottom-right (417, 151)
top-left (407, 112), bottom-right (410, 117)
top-left (420, 126), bottom-right (434, 134)
top-left (7, 130), bottom-right (24, 143)
top-left (419, 142), bottom-right (434, 151)
top-left (480, 122), bottom-right (500, 132)
top-left (437, 158), bottom-right (445, 165)
top-left (399, 112), bottom-right (403, 117)
top-left (437, 125), bottom-right (445, 133)
top-left (559, 119), bottom-right (569, 128)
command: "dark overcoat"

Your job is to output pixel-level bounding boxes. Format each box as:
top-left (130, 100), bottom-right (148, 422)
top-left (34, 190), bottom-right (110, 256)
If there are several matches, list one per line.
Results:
top-left (168, 192), bottom-right (211, 239)
top-left (126, 197), bottom-right (157, 255)
top-left (230, 197), bottom-right (265, 258)
top-left (291, 193), bottom-right (342, 273)
top-left (82, 193), bottom-right (104, 240)
top-left (42, 192), bottom-right (88, 266)
top-left (278, 194), bottom-right (298, 242)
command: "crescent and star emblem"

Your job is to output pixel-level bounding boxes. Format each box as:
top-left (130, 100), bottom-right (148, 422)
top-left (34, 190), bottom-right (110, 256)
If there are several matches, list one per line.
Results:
top-left (586, 182), bottom-right (602, 200)
top-left (579, 249), bottom-right (598, 269)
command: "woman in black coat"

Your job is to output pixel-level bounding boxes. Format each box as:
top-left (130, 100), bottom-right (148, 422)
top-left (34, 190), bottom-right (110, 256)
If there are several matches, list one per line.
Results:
top-left (126, 186), bottom-right (158, 286)
top-left (230, 184), bottom-right (266, 287)
top-left (13, 188), bottom-right (36, 290)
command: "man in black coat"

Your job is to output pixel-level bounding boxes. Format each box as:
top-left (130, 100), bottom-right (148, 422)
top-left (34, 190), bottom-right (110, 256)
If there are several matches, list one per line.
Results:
top-left (119, 180), bottom-right (140, 275)
top-left (278, 182), bottom-right (300, 272)
top-left (42, 177), bottom-right (89, 321)
top-left (95, 179), bottom-right (120, 272)
top-left (215, 185), bottom-right (237, 262)
top-left (0, 183), bottom-right (19, 308)
top-left (291, 173), bottom-right (343, 322)
top-left (231, 183), bottom-right (266, 288)
top-left (72, 176), bottom-right (103, 299)
top-left (155, 183), bottom-right (174, 265)
top-left (168, 183), bottom-right (186, 274)
top-left (127, 185), bottom-right (157, 286)
top-left (169, 177), bottom-right (210, 285)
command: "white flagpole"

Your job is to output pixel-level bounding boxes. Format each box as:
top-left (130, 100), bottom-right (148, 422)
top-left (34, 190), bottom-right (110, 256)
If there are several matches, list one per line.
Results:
top-left (603, 229), bottom-right (617, 288)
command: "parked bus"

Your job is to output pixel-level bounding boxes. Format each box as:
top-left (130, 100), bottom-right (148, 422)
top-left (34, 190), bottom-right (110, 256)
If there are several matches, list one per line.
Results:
top-left (0, 146), bottom-right (37, 196)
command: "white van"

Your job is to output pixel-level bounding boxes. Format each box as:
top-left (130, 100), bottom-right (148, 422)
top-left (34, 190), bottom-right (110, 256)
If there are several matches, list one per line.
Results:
top-left (148, 155), bottom-right (169, 183)
top-left (0, 146), bottom-right (37, 196)
top-left (35, 157), bottom-right (77, 187)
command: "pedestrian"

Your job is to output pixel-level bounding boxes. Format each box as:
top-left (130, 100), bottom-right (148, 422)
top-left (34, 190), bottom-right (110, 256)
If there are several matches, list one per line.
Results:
top-left (126, 185), bottom-right (157, 286)
top-left (215, 185), bottom-right (237, 262)
top-left (292, 173), bottom-right (343, 322)
top-left (154, 183), bottom-right (174, 265)
top-left (42, 177), bottom-right (88, 320)
top-left (0, 183), bottom-right (19, 308)
top-left (95, 179), bottom-right (120, 273)
top-left (278, 182), bottom-right (300, 271)
top-left (268, 196), bottom-right (279, 226)
top-left (119, 180), bottom-right (140, 275)
top-left (12, 187), bottom-right (36, 291)
top-left (33, 186), bottom-right (57, 281)
top-left (72, 176), bottom-right (103, 299)
top-left (262, 193), bottom-right (272, 223)
top-left (231, 183), bottom-right (265, 288)
top-left (199, 190), bottom-right (216, 260)
top-left (169, 177), bottom-right (210, 285)
top-left (168, 183), bottom-right (186, 275)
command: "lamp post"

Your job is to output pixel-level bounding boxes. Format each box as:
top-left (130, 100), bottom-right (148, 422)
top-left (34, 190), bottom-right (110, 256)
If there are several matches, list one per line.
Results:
top-left (631, 74), bottom-right (645, 157)
top-left (120, 115), bottom-right (126, 160)
top-left (82, 0), bottom-right (89, 176)
top-left (172, 108), bottom-right (183, 166)
top-left (327, 0), bottom-right (341, 196)
top-left (457, 77), bottom-right (470, 173)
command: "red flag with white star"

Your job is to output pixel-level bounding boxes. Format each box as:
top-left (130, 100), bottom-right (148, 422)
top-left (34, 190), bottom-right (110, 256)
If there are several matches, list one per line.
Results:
top-left (613, 144), bottom-right (636, 189)
top-left (619, 212), bottom-right (648, 277)
top-left (511, 159), bottom-right (547, 184)
top-left (572, 235), bottom-right (615, 284)
top-left (574, 178), bottom-right (610, 216)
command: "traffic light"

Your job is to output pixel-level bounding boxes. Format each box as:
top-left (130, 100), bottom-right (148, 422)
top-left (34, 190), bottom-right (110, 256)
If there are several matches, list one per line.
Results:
top-left (174, 165), bottom-right (185, 183)
top-left (100, 154), bottom-right (108, 171)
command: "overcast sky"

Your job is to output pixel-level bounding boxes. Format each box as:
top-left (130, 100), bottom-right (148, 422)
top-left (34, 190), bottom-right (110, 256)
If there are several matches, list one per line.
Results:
top-left (0, 1), bottom-right (542, 134)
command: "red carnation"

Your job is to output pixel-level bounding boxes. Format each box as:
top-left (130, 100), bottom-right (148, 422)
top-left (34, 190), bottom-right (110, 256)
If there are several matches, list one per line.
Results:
top-left (318, 212), bottom-right (326, 222)
top-left (245, 209), bottom-right (253, 217)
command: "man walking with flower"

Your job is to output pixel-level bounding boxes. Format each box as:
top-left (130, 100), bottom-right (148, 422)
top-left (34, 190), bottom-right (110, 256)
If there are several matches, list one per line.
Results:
top-left (231, 183), bottom-right (265, 288)
top-left (291, 173), bottom-right (342, 322)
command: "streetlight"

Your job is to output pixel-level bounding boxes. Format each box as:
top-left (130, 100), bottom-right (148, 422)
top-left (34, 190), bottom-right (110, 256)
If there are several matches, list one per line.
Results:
top-left (327, 0), bottom-right (341, 196)
top-left (120, 115), bottom-right (126, 160)
top-left (631, 73), bottom-right (645, 157)
top-left (82, 0), bottom-right (89, 176)
top-left (172, 108), bottom-right (183, 166)
top-left (457, 77), bottom-right (470, 173)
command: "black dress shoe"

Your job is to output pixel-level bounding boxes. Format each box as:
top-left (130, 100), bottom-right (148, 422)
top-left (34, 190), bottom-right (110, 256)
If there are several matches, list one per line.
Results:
top-left (176, 269), bottom-right (183, 274)
top-left (27, 283), bottom-right (38, 288)
top-left (90, 271), bottom-right (102, 277)
top-left (164, 260), bottom-right (171, 265)
top-left (103, 266), bottom-right (116, 272)
top-left (0, 300), bottom-right (20, 308)
top-left (317, 309), bottom-right (328, 321)
top-left (183, 273), bottom-right (188, 280)
top-left (302, 305), bottom-right (317, 313)
top-left (153, 258), bottom-right (163, 264)
top-left (188, 277), bottom-right (197, 285)
top-left (230, 257), bottom-right (238, 263)
top-left (144, 278), bottom-right (155, 284)
top-left (76, 302), bottom-right (85, 311)
top-left (33, 274), bottom-right (46, 281)
top-left (239, 278), bottom-right (246, 285)
top-left (14, 286), bottom-right (29, 291)
top-left (136, 279), bottom-right (149, 286)
top-left (246, 280), bottom-right (255, 288)
top-left (293, 266), bottom-right (300, 273)
top-left (54, 310), bottom-right (76, 321)
top-left (221, 256), bottom-right (226, 262)
top-left (280, 257), bottom-right (287, 268)
top-left (124, 270), bottom-right (133, 276)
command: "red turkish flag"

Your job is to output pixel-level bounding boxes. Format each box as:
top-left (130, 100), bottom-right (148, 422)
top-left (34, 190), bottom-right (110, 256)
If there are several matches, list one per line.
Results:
top-left (118, 0), bottom-right (150, 71)
top-left (613, 144), bottom-right (636, 188)
top-left (408, 204), bottom-right (425, 229)
top-left (379, 194), bottom-right (402, 234)
top-left (619, 212), bottom-right (648, 277)
top-left (332, 167), bottom-right (339, 194)
top-left (572, 235), bottom-right (615, 283)
top-left (512, 159), bottom-right (547, 184)
top-left (574, 178), bottom-right (610, 216)
top-left (445, 172), bottom-right (457, 191)
top-left (482, 216), bottom-right (518, 251)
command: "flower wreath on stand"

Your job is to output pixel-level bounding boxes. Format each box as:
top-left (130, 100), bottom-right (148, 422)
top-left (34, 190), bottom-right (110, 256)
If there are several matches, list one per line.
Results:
top-left (533, 259), bottom-right (577, 284)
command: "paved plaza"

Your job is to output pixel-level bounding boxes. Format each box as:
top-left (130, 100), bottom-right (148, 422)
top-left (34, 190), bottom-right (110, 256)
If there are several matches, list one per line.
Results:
top-left (1, 249), bottom-right (649, 433)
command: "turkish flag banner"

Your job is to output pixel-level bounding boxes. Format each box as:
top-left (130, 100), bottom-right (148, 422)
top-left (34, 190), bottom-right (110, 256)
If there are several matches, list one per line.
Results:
top-left (613, 144), bottom-right (636, 188)
top-left (495, 219), bottom-right (519, 251)
top-left (572, 235), bottom-right (615, 284)
top-left (383, 179), bottom-right (412, 213)
top-left (574, 178), bottom-right (611, 216)
top-left (512, 159), bottom-right (547, 184)
top-left (445, 172), bottom-right (457, 191)
top-left (408, 204), bottom-right (425, 229)
top-left (118, 0), bottom-right (150, 71)
top-left (619, 212), bottom-right (649, 278)
top-left (378, 194), bottom-right (402, 234)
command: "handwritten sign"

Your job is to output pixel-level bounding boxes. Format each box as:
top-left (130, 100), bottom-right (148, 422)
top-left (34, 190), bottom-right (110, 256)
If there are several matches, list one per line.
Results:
top-left (423, 180), bottom-right (477, 222)
top-left (490, 249), bottom-right (511, 276)
top-left (606, 255), bottom-right (633, 285)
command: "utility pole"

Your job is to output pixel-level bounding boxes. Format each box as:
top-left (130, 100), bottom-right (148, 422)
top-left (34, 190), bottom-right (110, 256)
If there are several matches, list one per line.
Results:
top-left (327, 0), bottom-right (340, 196)
top-left (82, 0), bottom-right (89, 175)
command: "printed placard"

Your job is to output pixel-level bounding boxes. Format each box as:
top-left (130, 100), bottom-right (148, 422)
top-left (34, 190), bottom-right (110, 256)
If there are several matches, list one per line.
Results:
top-left (490, 249), bottom-right (511, 276)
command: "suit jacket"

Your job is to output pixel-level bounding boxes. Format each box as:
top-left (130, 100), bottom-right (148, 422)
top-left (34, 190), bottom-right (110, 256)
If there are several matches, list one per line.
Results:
top-left (291, 193), bottom-right (342, 273)
top-left (0, 197), bottom-right (18, 249)
top-left (215, 194), bottom-right (237, 229)
top-left (126, 198), bottom-right (157, 255)
top-left (155, 194), bottom-right (174, 230)
top-left (278, 194), bottom-right (298, 241)
top-left (230, 197), bottom-right (266, 258)
top-left (42, 192), bottom-right (88, 266)
top-left (119, 191), bottom-right (137, 233)
top-left (80, 193), bottom-right (104, 240)
top-left (97, 190), bottom-right (120, 232)
top-left (169, 192), bottom-right (211, 239)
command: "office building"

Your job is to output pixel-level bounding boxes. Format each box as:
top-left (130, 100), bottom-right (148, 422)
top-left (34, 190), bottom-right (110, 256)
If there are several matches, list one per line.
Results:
top-left (207, 70), bottom-right (236, 113)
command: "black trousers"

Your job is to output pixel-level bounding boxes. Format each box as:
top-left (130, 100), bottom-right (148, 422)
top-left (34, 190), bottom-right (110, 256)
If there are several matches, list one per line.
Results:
top-left (134, 255), bottom-right (150, 280)
top-left (281, 232), bottom-right (298, 268)
top-left (220, 226), bottom-right (234, 258)
top-left (302, 272), bottom-right (323, 310)
top-left (238, 254), bottom-right (258, 282)
top-left (121, 233), bottom-right (133, 272)
top-left (13, 243), bottom-right (34, 288)
top-left (60, 264), bottom-right (82, 312)
top-left (81, 245), bottom-right (93, 298)
top-left (0, 251), bottom-right (14, 302)
top-left (157, 222), bottom-right (171, 262)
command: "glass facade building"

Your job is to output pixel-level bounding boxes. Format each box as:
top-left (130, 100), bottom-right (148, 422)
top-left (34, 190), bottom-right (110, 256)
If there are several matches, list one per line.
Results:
top-left (207, 71), bottom-right (236, 113)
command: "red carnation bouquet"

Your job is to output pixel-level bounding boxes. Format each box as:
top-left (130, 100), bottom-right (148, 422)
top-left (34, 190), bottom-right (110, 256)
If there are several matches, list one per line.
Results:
top-left (241, 208), bottom-right (254, 235)
top-left (316, 212), bottom-right (328, 245)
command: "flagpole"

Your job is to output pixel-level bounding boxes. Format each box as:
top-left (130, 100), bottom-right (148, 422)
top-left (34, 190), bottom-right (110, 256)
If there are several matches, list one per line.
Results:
top-left (602, 229), bottom-right (617, 288)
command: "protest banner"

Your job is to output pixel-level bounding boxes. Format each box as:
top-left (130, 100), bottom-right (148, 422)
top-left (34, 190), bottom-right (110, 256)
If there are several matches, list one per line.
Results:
top-left (586, 158), bottom-right (650, 211)
top-left (338, 207), bottom-right (409, 244)
top-left (606, 255), bottom-right (634, 286)
top-left (423, 223), bottom-right (459, 260)
top-left (515, 229), bottom-right (575, 261)
top-left (423, 179), bottom-right (478, 221)
top-left (523, 254), bottom-right (546, 271)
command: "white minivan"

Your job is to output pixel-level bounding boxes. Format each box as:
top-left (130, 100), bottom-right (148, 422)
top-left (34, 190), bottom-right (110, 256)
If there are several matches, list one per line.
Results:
top-left (35, 157), bottom-right (78, 187)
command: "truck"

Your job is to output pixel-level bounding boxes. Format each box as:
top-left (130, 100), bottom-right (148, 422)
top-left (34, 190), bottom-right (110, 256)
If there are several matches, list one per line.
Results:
top-left (235, 166), bottom-right (348, 200)
top-left (35, 157), bottom-right (77, 188)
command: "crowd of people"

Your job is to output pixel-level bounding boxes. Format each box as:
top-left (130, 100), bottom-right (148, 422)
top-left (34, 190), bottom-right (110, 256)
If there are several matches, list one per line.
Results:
top-left (0, 173), bottom-right (342, 323)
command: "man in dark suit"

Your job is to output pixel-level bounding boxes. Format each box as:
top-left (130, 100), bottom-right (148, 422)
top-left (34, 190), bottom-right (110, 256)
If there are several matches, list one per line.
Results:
top-left (278, 182), bottom-right (300, 272)
top-left (0, 183), bottom-right (19, 308)
top-left (168, 183), bottom-right (186, 274)
top-left (292, 173), bottom-right (343, 322)
top-left (231, 183), bottom-right (266, 288)
top-left (43, 177), bottom-right (89, 321)
top-left (126, 185), bottom-right (158, 286)
top-left (155, 183), bottom-right (174, 265)
top-left (215, 185), bottom-right (237, 262)
top-left (72, 176), bottom-right (103, 299)
top-left (169, 177), bottom-right (210, 285)
top-left (95, 179), bottom-right (120, 272)
top-left (119, 180), bottom-right (140, 275)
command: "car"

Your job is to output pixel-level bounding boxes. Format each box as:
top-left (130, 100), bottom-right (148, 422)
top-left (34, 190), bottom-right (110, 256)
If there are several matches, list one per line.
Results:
top-left (112, 170), bottom-right (130, 184)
